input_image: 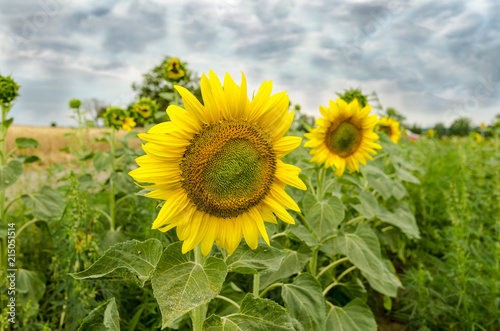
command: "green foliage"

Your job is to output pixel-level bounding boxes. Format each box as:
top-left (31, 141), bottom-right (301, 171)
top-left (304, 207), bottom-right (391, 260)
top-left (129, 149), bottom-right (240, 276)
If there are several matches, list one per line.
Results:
top-left (69, 99), bottom-right (82, 109)
top-left (385, 107), bottom-right (406, 124)
top-left (0, 74), bottom-right (20, 106)
top-left (204, 294), bottom-right (295, 331)
top-left (336, 88), bottom-right (368, 107)
top-left (77, 298), bottom-right (120, 331)
top-left (131, 55), bottom-right (202, 114)
top-left (449, 117), bottom-right (471, 136)
top-left (326, 298), bottom-right (377, 330)
top-left (433, 123), bottom-right (447, 137)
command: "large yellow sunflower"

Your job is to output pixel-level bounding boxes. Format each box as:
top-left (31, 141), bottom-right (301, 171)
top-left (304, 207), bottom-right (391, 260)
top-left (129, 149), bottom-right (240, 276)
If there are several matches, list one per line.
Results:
top-left (129, 71), bottom-right (306, 255)
top-left (377, 117), bottom-right (401, 144)
top-left (304, 98), bottom-right (381, 176)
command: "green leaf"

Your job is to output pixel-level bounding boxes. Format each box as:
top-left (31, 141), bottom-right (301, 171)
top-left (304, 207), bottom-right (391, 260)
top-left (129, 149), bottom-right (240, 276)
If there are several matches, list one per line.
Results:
top-left (305, 196), bottom-right (344, 240)
top-left (391, 181), bottom-right (407, 200)
top-left (337, 174), bottom-right (363, 188)
top-left (94, 151), bottom-right (114, 172)
top-left (286, 223), bottom-right (319, 248)
top-left (2, 117), bottom-right (14, 129)
top-left (260, 246), bottom-right (310, 290)
top-left (362, 165), bottom-right (393, 200)
top-left (395, 166), bottom-right (420, 184)
top-left (17, 269), bottom-right (46, 316)
top-left (159, 92), bottom-right (174, 100)
top-left (59, 146), bottom-right (71, 153)
top-left (15, 154), bottom-right (41, 164)
top-left (340, 278), bottom-right (367, 302)
top-left (86, 120), bottom-right (96, 127)
top-left (326, 298), bottom-right (377, 331)
top-left (203, 294), bottom-right (294, 331)
top-left (152, 242), bottom-right (227, 328)
top-left (281, 273), bottom-right (326, 331)
top-left (63, 132), bottom-right (75, 138)
top-left (0, 160), bottom-right (22, 190)
top-left (111, 171), bottom-right (135, 193)
top-left (21, 185), bottom-right (64, 220)
top-left (15, 137), bottom-right (40, 149)
top-left (377, 206), bottom-right (420, 239)
top-left (80, 151), bottom-right (95, 161)
top-left (71, 238), bottom-right (163, 287)
top-left (78, 298), bottom-right (120, 331)
top-left (352, 191), bottom-right (379, 219)
top-left (336, 224), bottom-right (402, 297)
top-left (227, 243), bottom-right (286, 274)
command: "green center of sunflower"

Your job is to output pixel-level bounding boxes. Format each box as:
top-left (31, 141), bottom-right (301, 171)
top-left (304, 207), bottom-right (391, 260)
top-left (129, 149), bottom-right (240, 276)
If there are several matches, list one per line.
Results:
top-left (377, 125), bottom-right (392, 136)
top-left (327, 121), bottom-right (362, 157)
top-left (180, 120), bottom-right (276, 218)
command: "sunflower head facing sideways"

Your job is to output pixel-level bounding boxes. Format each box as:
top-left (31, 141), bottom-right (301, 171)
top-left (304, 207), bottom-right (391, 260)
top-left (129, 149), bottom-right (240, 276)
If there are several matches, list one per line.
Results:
top-left (104, 107), bottom-right (127, 130)
top-left (132, 98), bottom-right (158, 123)
top-left (304, 98), bottom-right (381, 176)
top-left (129, 71), bottom-right (306, 255)
top-left (165, 58), bottom-right (186, 81)
top-left (377, 116), bottom-right (402, 144)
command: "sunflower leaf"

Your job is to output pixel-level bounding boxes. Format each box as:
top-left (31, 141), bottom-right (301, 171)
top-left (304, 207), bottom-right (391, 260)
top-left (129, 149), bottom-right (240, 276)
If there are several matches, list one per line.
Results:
top-left (377, 206), bottom-right (420, 239)
top-left (21, 185), bottom-right (64, 220)
top-left (337, 224), bottom-right (402, 297)
top-left (326, 298), bottom-right (377, 331)
top-left (78, 298), bottom-right (120, 331)
top-left (203, 294), bottom-right (295, 331)
top-left (70, 238), bottom-right (163, 287)
top-left (281, 273), bottom-right (326, 331)
top-left (152, 242), bottom-right (227, 328)
top-left (259, 246), bottom-right (311, 290)
top-left (305, 196), bottom-right (344, 240)
top-left (227, 243), bottom-right (286, 274)
top-left (0, 160), bottom-right (22, 190)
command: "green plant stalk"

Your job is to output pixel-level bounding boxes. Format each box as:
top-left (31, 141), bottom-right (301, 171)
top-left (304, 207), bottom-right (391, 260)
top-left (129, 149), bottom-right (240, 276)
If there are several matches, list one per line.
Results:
top-left (309, 247), bottom-right (319, 276)
top-left (316, 167), bottom-right (326, 200)
top-left (0, 104), bottom-right (10, 274)
top-left (109, 128), bottom-right (116, 231)
top-left (253, 273), bottom-right (260, 296)
top-left (190, 245), bottom-right (208, 331)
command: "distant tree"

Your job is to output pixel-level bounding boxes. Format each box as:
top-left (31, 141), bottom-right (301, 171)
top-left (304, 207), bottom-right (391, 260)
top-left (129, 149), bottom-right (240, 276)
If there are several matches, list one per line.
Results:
top-left (408, 124), bottom-right (422, 134)
top-left (131, 56), bottom-right (202, 114)
top-left (433, 123), bottom-right (447, 138)
top-left (385, 107), bottom-right (406, 124)
top-left (83, 98), bottom-right (108, 126)
top-left (336, 88), bottom-right (368, 107)
top-left (449, 117), bottom-right (471, 137)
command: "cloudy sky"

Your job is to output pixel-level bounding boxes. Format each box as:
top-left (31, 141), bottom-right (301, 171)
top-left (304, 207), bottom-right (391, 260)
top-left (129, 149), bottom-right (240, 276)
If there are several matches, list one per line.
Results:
top-left (0, 0), bottom-right (499, 127)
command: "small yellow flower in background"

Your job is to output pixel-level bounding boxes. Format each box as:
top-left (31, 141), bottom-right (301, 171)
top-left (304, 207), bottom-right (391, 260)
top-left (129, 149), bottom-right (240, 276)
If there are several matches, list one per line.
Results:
top-left (427, 129), bottom-right (435, 138)
top-left (166, 58), bottom-right (185, 80)
top-left (129, 71), bottom-right (306, 255)
top-left (481, 122), bottom-right (486, 130)
top-left (122, 117), bottom-right (136, 132)
top-left (304, 98), bottom-right (381, 177)
top-left (475, 132), bottom-right (482, 142)
top-left (377, 117), bottom-right (402, 144)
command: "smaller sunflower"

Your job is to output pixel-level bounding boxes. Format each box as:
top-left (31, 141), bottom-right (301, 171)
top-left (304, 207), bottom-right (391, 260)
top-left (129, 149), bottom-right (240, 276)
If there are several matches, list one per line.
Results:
top-left (132, 98), bottom-right (158, 124)
top-left (122, 117), bottom-right (136, 132)
top-left (475, 132), bottom-right (482, 143)
top-left (480, 122), bottom-right (486, 130)
top-left (104, 107), bottom-right (127, 130)
top-left (377, 117), bottom-right (402, 144)
top-left (304, 98), bottom-right (381, 176)
top-left (0, 74), bottom-right (20, 106)
top-left (427, 129), bottom-right (435, 138)
top-left (165, 58), bottom-right (185, 81)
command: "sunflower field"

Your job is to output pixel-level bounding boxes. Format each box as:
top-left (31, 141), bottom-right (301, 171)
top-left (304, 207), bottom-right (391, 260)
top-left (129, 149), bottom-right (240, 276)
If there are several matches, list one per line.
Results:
top-left (0, 62), bottom-right (499, 331)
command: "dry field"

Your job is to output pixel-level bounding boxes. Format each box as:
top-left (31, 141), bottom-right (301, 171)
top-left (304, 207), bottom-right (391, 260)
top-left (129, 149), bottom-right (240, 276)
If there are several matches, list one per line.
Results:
top-left (7, 125), bottom-right (143, 166)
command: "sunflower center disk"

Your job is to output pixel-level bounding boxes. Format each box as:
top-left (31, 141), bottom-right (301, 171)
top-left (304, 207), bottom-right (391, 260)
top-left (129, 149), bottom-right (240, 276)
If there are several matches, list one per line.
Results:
top-left (328, 121), bottom-right (362, 157)
top-left (180, 120), bottom-right (276, 218)
top-left (378, 125), bottom-right (392, 136)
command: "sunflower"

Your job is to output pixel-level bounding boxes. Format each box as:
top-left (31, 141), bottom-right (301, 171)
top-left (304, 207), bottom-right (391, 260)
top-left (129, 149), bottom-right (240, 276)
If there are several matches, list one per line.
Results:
top-left (304, 98), bottom-right (381, 177)
top-left (166, 58), bottom-right (185, 81)
top-left (129, 71), bottom-right (306, 255)
top-left (377, 117), bottom-right (401, 144)
top-left (475, 132), bottom-right (482, 143)
top-left (104, 107), bottom-right (127, 130)
top-left (133, 98), bottom-right (158, 123)
top-left (122, 117), bottom-right (136, 132)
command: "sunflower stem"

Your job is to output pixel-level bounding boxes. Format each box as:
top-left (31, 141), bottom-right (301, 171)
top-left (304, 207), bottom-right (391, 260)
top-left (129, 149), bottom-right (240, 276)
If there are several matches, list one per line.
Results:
top-left (316, 167), bottom-right (326, 200)
top-left (191, 246), bottom-right (208, 331)
top-left (253, 273), bottom-right (260, 296)
top-left (109, 128), bottom-right (116, 231)
top-left (309, 247), bottom-right (319, 276)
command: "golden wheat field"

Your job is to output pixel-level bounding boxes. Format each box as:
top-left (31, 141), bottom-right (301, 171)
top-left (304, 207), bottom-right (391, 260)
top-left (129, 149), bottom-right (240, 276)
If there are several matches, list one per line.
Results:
top-left (6, 125), bottom-right (143, 166)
